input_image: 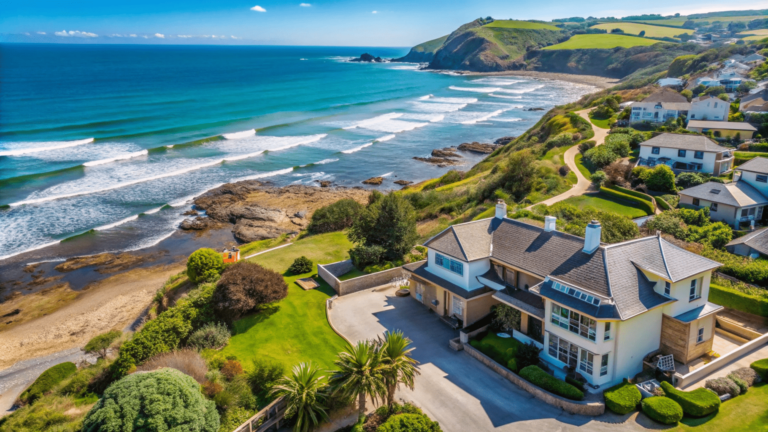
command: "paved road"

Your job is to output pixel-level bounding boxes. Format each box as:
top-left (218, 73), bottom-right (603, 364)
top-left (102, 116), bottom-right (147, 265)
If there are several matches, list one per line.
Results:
top-left (329, 287), bottom-right (652, 432)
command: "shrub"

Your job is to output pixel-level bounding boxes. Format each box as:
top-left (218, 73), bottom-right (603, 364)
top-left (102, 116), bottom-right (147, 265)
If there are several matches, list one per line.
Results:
top-left (687, 222), bottom-right (733, 249)
top-left (604, 379), bottom-right (642, 415)
top-left (349, 244), bottom-right (387, 268)
top-left (218, 407), bottom-right (255, 432)
top-left (248, 358), bottom-right (284, 394)
top-left (136, 349), bottom-right (209, 384)
top-left (584, 145), bottom-right (619, 168)
top-left (591, 171), bottom-right (607, 186)
top-left (705, 376), bottom-right (740, 397)
top-left (600, 186), bottom-right (655, 215)
top-left (212, 261), bottom-right (288, 319)
top-left (519, 365), bottom-right (584, 401)
top-left (676, 172), bottom-right (708, 189)
top-left (187, 322), bottom-right (231, 350)
top-left (578, 140), bottom-right (596, 155)
top-left (730, 367), bottom-right (759, 387)
top-left (605, 134), bottom-right (631, 157)
top-left (287, 256), bottom-right (314, 275)
top-left (84, 330), bottom-right (122, 359)
top-left (515, 342), bottom-right (542, 371)
top-left (308, 199), bottom-right (364, 233)
top-left (491, 304), bottom-right (521, 331)
top-left (644, 165), bottom-right (676, 192)
top-left (660, 381), bottom-right (721, 417)
top-left (349, 193), bottom-right (419, 262)
top-left (566, 376), bottom-right (585, 391)
top-left (187, 248), bottom-right (224, 283)
top-left (709, 283), bottom-right (768, 317)
top-left (751, 359), bottom-right (768, 381)
top-left (18, 362), bottom-right (77, 405)
top-left (376, 413), bottom-right (442, 432)
top-left (82, 368), bottom-right (219, 432)
top-left (728, 374), bottom-right (748, 394)
top-left (506, 358), bottom-right (518, 373)
top-left (221, 360), bottom-right (244, 380)
top-left (642, 396), bottom-right (684, 424)
top-left (646, 212), bottom-right (687, 239)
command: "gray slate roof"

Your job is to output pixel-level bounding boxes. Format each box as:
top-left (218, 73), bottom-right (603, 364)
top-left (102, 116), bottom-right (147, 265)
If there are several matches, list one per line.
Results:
top-left (687, 120), bottom-right (757, 131)
top-left (678, 181), bottom-right (768, 208)
top-left (641, 133), bottom-right (727, 153)
top-left (673, 302), bottom-right (723, 323)
top-left (424, 218), bottom-right (497, 261)
top-left (643, 88), bottom-right (689, 103)
top-left (403, 261), bottom-right (492, 299)
top-left (737, 157), bottom-right (768, 175)
top-left (726, 227), bottom-right (768, 256)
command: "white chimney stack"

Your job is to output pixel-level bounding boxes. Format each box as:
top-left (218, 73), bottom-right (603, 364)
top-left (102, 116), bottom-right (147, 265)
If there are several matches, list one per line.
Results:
top-left (495, 199), bottom-right (507, 219)
top-left (544, 216), bottom-right (557, 232)
top-left (583, 220), bottom-right (601, 253)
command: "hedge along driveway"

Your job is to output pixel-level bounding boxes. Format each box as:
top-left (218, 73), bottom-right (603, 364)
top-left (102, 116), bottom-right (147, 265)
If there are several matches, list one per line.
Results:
top-left (216, 232), bottom-right (352, 371)
top-left (675, 384), bottom-right (768, 431)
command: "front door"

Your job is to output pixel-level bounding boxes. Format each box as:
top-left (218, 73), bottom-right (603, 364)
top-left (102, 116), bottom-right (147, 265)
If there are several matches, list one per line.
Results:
top-left (528, 315), bottom-right (543, 343)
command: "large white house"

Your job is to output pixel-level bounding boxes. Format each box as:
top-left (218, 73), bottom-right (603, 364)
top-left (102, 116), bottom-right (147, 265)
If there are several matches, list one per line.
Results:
top-left (688, 95), bottom-right (729, 121)
top-left (630, 89), bottom-right (690, 124)
top-left (637, 133), bottom-right (734, 175)
top-left (404, 202), bottom-right (722, 389)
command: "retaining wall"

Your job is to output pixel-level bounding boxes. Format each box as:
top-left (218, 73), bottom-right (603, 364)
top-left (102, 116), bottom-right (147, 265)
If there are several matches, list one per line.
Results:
top-left (318, 259), bottom-right (407, 296)
top-left (462, 343), bottom-right (605, 416)
top-left (678, 332), bottom-right (768, 388)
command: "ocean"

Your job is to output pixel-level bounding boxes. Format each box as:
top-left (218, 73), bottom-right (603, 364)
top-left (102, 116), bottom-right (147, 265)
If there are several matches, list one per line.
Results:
top-left (0, 44), bottom-right (597, 264)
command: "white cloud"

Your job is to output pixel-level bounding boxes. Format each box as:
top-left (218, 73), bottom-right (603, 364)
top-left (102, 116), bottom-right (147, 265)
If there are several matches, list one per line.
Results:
top-left (37, 31), bottom-right (46, 35)
top-left (142, 35), bottom-right (149, 39)
top-left (231, 35), bottom-right (239, 39)
top-left (155, 33), bottom-right (165, 38)
top-left (212, 35), bottom-right (218, 38)
top-left (54, 30), bottom-right (98, 37)
top-left (178, 35), bottom-right (193, 38)
top-left (372, 10), bottom-right (378, 14)
top-left (130, 34), bottom-right (137, 37)
top-left (300, 3), bottom-right (311, 6)
top-left (251, 5), bottom-right (266, 12)
top-left (111, 34), bottom-right (125, 37)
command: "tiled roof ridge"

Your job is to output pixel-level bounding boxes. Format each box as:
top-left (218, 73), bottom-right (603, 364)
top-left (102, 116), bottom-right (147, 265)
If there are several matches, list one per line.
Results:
top-left (449, 226), bottom-right (469, 261)
top-left (659, 237), bottom-right (721, 273)
top-left (657, 235), bottom-right (672, 281)
top-left (601, 247), bottom-right (622, 319)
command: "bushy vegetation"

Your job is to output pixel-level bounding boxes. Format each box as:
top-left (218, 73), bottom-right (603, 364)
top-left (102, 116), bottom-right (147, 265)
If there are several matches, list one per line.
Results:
top-left (751, 358), bottom-right (768, 381)
top-left (82, 368), bottom-right (219, 432)
top-left (308, 199), bottom-right (364, 234)
top-left (349, 193), bottom-right (418, 264)
top-left (709, 279), bottom-right (768, 317)
top-left (519, 365), bottom-right (584, 400)
top-left (136, 349), bottom-right (209, 383)
top-left (84, 330), bottom-right (122, 359)
top-left (376, 413), bottom-right (442, 432)
top-left (288, 256), bottom-right (314, 275)
top-left (187, 322), bottom-right (231, 350)
top-left (212, 261), bottom-right (288, 320)
top-left (641, 396), bottom-right (684, 424)
top-left (729, 367), bottom-right (759, 387)
top-left (646, 207), bottom-right (733, 248)
top-left (660, 381), bottom-right (721, 417)
top-left (187, 248), bottom-right (225, 283)
top-left (706, 376), bottom-right (741, 398)
top-left (534, 202), bottom-right (639, 243)
top-left (702, 248), bottom-right (768, 288)
top-left (633, 165), bottom-right (676, 193)
top-left (604, 379), bottom-right (642, 414)
top-left (18, 362), bottom-right (77, 406)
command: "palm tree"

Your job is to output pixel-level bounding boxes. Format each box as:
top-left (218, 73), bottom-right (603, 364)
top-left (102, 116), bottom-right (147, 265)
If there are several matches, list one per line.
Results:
top-left (270, 362), bottom-right (329, 432)
top-left (330, 340), bottom-right (388, 416)
top-left (379, 330), bottom-right (420, 409)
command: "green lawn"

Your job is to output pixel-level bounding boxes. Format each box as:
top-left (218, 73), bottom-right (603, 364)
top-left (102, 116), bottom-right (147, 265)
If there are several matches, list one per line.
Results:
top-left (633, 19), bottom-right (687, 27)
top-left (574, 153), bottom-right (596, 179)
top-left (338, 267), bottom-right (367, 281)
top-left (544, 34), bottom-right (664, 50)
top-left (478, 332), bottom-right (520, 354)
top-left (561, 192), bottom-right (649, 218)
top-left (590, 23), bottom-right (693, 39)
top-left (217, 232), bottom-right (352, 371)
top-left (588, 114), bottom-right (614, 130)
top-left (484, 20), bottom-right (560, 31)
top-left (740, 29), bottom-right (768, 41)
top-left (674, 383), bottom-right (768, 431)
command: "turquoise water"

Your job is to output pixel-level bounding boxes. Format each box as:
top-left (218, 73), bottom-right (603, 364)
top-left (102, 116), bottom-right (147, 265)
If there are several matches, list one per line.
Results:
top-left (0, 44), bottom-right (596, 261)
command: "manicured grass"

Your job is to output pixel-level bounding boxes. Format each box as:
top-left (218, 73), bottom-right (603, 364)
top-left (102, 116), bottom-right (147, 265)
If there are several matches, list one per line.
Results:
top-left (478, 332), bottom-right (520, 354)
top-left (238, 234), bottom-right (290, 257)
top-left (543, 34), bottom-right (664, 50)
top-left (574, 153), bottom-right (596, 179)
top-left (484, 20), bottom-right (560, 31)
top-left (740, 29), bottom-right (768, 41)
top-left (675, 383), bottom-right (768, 431)
top-left (588, 115), bottom-right (615, 129)
top-left (590, 23), bottom-right (693, 39)
top-left (338, 267), bottom-right (367, 281)
top-left (217, 232), bottom-right (352, 371)
top-left (561, 192), bottom-right (649, 218)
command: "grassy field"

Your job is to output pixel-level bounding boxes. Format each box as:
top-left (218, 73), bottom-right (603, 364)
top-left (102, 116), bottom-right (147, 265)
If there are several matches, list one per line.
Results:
top-left (633, 19), bottom-right (687, 27)
top-left (574, 153), bottom-right (596, 179)
top-left (675, 383), bottom-right (768, 431)
top-left (217, 232), bottom-right (352, 371)
top-left (484, 20), bottom-right (560, 31)
top-left (632, 15), bottom-right (768, 27)
top-left (588, 113), bottom-right (615, 129)
top-left (543, 34), bottom-right (663, 50)
top-left (740, 29), bottom-right (768, 41)
top-left (338, 267), bottom-right (367, 281)
top-left (561, 192), bottom-right (649, 218)
top-left (590, 23), bottom-right (693, 39)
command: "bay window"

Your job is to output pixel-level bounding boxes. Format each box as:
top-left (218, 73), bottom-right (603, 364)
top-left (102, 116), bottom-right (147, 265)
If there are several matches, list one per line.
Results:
top-left (551, 304), bottom-right (597, 342)
top-left (579, 350), bottom-right (594, 375)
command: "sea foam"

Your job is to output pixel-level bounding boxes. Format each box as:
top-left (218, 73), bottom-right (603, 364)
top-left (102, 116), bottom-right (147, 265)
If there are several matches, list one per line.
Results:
top-left (0, 138), bottom-right (94, 157)
top-left (343, 113), bottom-right (403, 130)
top-left (449, 86), bottom-right (501, 93)
top-left (94, 214), bottom-right (139, 231)
top-left (223, 129), bottom-right (256, 139)
top-left (342, 142), bottom-right (373, 154)
top-left (83, 150), bottom-right (149, 167)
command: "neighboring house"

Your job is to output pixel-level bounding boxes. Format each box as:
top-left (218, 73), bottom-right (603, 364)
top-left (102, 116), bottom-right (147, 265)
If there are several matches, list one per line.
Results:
top-left (404, 201), bottom-right (722, 389)
top-left (741, 89), bottom-right (768, 113)
top-left (658, 78), bottom-right (685, 88)
top-left (726, 227), bottom-right (768, 257)
top-left (688, 95), bottom-right (729, 121)
top-left (686, 120), bottom-right (757, 139)
top-left (637, 133), bottom-right (734, 175)
top-left (630, 89), bottom-right (690, 124)
top-left (678, 181), bottom-right (768, 228)
top-left (743, 54), bottom-right (766, 64)
top-left (727, 54), bottom-right (745, 63)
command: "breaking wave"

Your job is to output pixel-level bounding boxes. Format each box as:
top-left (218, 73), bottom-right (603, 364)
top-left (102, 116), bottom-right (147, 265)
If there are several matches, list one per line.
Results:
top-left (222, 129), bottom-right (256, 140)
top-left (83, 150), bottom-right (149, 167)
top-left (449, 86), bottom-right (501, 93)
top-left (0, 138), bottom-right (94, 157)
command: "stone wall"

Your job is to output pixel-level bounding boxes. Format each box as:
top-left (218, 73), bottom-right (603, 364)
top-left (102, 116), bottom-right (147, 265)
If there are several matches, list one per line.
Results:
top-left (462, 343), bottom-right (605, 416)
top-left (318, 259), bottom-right (407, 296)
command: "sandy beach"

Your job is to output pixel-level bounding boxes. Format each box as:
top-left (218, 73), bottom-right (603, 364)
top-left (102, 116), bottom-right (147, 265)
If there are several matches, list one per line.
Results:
top-left (458, 70), bottom-right (620, 89)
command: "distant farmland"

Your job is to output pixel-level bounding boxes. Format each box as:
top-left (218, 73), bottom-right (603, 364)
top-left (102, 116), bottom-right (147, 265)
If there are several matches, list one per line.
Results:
top-left (484, 20), bottom-right (560, 31)
top-left (590, 23), bottom-right (692, 39)
top-left (543, 34), bottom-right (663, 50)
top-left (740, 29), bottom-right (768, 41)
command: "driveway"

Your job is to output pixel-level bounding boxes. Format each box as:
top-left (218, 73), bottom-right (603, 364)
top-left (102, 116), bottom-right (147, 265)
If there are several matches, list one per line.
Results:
top-left (330, 287), bottom-right (650, 432)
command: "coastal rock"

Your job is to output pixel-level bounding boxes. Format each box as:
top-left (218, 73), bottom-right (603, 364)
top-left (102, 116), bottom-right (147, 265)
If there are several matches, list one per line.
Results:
top-left (494, 136), bottom-right (516, 145)
top-left (180, 217), bottom-right (224, 231)
top-left (525, 107), bottom-right (545, 111)
top-left (394, 180), bottom-right (413, 186)
top-left (54, 252), bottom-right (166, 274)
top-left (431, 148), bottom-right (462, 158)
top-left (362, 177), bottom-right (384, 185)
top-left (457, 142), bottom-right (501, 154)
top-left (315, 180), bottom-right (332, 187)
top-left (350, 53), bottom-right (384, 63)
top-left (413, 156), bottom-right (462, 167)
top-left (182, 209), bottom-right (198, 216)
top-left (233, 220), bottom-right (297, 243)
top-left (294, 210), bottom-right (307, 219)
top-left (230, 205), bottom-right (286, 223)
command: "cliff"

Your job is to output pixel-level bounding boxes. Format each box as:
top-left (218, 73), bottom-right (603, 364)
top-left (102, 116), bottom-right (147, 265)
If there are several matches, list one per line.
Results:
top-left (393, 35), bottom-right (449, 63)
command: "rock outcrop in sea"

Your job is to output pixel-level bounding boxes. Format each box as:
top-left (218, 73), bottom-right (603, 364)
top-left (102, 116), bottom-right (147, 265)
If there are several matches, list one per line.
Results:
top-left (350, 53), bottom-right (384, 63)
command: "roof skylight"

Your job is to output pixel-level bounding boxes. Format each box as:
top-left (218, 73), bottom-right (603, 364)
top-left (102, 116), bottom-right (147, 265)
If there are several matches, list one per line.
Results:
top-left (552, 281), bottom-right (601, 306)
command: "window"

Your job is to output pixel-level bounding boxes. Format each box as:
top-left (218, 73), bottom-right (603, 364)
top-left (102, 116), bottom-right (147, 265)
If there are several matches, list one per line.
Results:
top-left (711, 203), bottom-right (718, 212)
top-left (693, 198), bottom-right (700, 206)
top-left (551, 304), bottom-right (597, 342)
top-left (452, 296), bottom-right (464, 317)
top-left (664, 281), bottom-right (671, 296)
top-left (742, 209), bottom-right (749, 218)
top-left (435, 253), bottom-right (445, 267)
top-left (694, 151), bottom-right (704, 159)
top-left (652, 147), bottom-right (660, 155)
top-left (435, 253), bottom-right (463, 276)
top-left (548, 334), bottom-right (579, 368)
top-left (580, 350), bottom-right (594, 375)
top-left (750, 207), bottom-right (757, 216)
top-left (757, 175), bottom-right (768, 183)
top-left (601, 354), bottom-right (609, 377)
top-left (697, 328), bottom-right (705, 343)
top-left (678, 149), bottom-right (687, 158)
top-left (689, 279), bottom-right (701, 302)
top-left (604, 322), bottom-right (612, 341)
top-left (449, 260), bottom-right (463, 275)
top-left (551, 281), bottom-right (601, 306)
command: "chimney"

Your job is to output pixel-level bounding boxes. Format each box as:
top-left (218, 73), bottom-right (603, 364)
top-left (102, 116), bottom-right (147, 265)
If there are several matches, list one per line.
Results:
top-left (583, 220), bottom-right (601, 253)
top-left (495, 199), bottom-right (507, 219)
top-left (544, 216), bottom-right (557, 232)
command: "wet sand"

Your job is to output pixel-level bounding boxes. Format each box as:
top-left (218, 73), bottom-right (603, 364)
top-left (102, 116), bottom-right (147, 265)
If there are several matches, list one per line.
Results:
top-left (459, 70), bottom-right (619, 89)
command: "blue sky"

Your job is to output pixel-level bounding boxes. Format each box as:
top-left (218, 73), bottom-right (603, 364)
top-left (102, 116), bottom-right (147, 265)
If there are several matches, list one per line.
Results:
top-left (2, 1), bottom-right (768, 46)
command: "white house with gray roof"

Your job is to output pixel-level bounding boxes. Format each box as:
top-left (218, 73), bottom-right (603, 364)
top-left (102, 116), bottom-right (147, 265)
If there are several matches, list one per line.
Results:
top-left (403, 201), bottom-right (722, 389)
top-left (637, 133), bottom-right (734, 175)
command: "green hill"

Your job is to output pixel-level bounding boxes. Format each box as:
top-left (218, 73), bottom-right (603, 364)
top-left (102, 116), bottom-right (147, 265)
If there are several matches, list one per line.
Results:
top-left (543, 34), bottom-right (664, 50)
top-left (484, 20), bottom-right (560, 30)
top-left (393, 35), bottom-right (449, 63)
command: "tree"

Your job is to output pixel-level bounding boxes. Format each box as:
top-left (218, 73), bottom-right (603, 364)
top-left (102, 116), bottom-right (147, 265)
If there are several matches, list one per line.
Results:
top-left (680, 89), bottom-right (693, 102)
top-left (590, 171), bottom-right (607, 186)
top-left (605, 134), bottom-right (631, 157)
top-left (584, 145), bottom-right (619, 168)
top-left (330, 341), bottom-right (388, 416)
top-left (85, 330), bottom-right (122, 359)
top-left (638, 30), bottom-right (646, 37)
top-left (675, 172), bottom-right (707, 189)
top-left (271, 363), bottom-right (330, 432)
top-left (491, 304), bottom-right (521, 331)
top-left (644, 165), bottom-right (676, 192)
top-left (717, 93), bottom-right (729, 102)
top-left (212, 261), bottom-right (288, 319)
top-left (187, 248), bottom-right (224, 283)
top-left (308, 199), bottom-right (364, 234)
top-left (348, 193), bottom-right (418, 263)
top-left (288, 256), bottom-right (314, 275)
top-left (501, 149), bottom-right (538, 200)
top-left (82, 368), bottom-right (219, 432)
top-left (378, 330), bottom-right (420, 409)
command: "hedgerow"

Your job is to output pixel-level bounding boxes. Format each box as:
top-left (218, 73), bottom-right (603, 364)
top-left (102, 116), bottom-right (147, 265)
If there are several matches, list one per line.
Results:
top-left (641, 396), bottom-right (683, 424)
top-left (604, 379), bottom-right (642, 414)
top-left (660, 381), bottom-right (721, 417)
top-left (519, 365), bottom-right (584, 401)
